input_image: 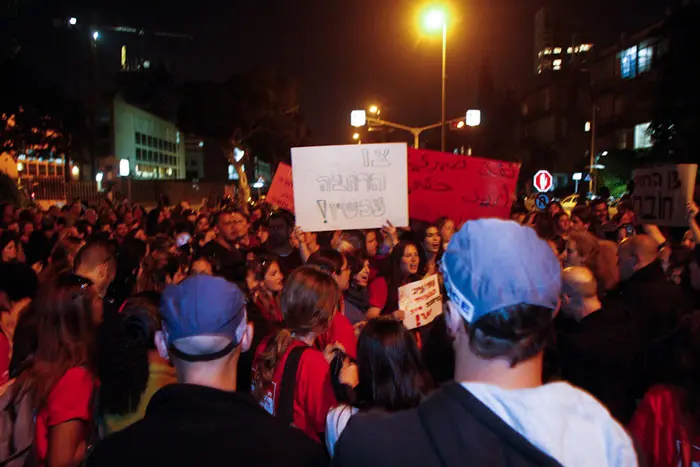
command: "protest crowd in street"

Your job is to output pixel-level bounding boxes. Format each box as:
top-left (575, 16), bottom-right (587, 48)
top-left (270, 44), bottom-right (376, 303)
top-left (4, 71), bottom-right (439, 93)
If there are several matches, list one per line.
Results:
top-left (1, 151), bottom-right (700, 467)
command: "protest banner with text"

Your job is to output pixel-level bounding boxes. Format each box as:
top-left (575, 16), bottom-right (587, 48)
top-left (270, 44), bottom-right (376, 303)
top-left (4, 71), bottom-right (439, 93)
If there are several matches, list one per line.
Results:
top-left (632, 164), bottom-right (697, 227)
top-left (291, 143), bottom-right (409, 232)
top-left (266, 163), bottom-right (294, 212)
top-left (407, 149), bottom-right (520, 224)
top-left (399, 274), bottom-right (443, 330)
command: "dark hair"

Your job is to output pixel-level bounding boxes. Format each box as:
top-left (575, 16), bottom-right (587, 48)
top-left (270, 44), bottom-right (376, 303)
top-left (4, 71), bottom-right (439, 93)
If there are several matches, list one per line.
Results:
top-left (591, 198), bottom-right (607, 209)
top-left (136, 251), bottom-right (184, 293)
top-left (346, 254), bottom-right (367, 279)
top-left (214, 209), bottom-right (248, 227)
top-left (435, 216), bottom-right (453, 231)
top-left (174, 221), bottom-right (195, 237)
top-left (571, 205), bottom-right (594, 227)
top-left (247, 254), bottom-right (280, 284)
top-left (386, 241), bottom-right (421, 288)
top-left (0, 230), bottom-right (18, 254)
top-left (0, 262), bottom-right (38, 302)
top-left (253, 267), bottom-right (340, 402)
top-left (74, 239), bottom-right (116, 272)
top-left (17, 273), bottom-right (98, 408)
top-left (546, 201), bottom-right (564, 215)
top-left (268, 210), bottom-right (293, 228)
top-left (98, 297), bottom-right (161, 416)
top-left (355, 319), bottom-right (429, 411)
top-left (417, 224), bottom-right (444, 266)
top-left (465, 304), bottom-right (553, 367)
top-left (307, 249), bottom-right (345, 276)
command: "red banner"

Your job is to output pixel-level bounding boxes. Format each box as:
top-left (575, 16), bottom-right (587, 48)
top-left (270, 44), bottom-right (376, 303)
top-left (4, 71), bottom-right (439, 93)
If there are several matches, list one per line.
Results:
top-left (408, 149), bottom-right (520, 224)
top-left (266, 163), bottom-right (294, 212)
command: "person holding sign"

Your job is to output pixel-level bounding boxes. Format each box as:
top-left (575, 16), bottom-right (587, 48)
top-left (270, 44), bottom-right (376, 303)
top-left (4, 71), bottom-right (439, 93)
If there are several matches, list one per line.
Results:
top-left (333, 219), bottom-right (640, 467)
top-left (367, 241), bottom-right (422, 321)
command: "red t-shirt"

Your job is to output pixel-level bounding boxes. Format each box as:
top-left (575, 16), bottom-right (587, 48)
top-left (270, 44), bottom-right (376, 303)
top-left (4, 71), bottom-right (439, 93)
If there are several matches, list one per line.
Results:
top-left (315, 301), bottom-right (357, 359)
top-left (0, 332), bottom-right (10, 386)
top-left (34, 367), bottom-right (95, 465)
top-left (368, 276), bottom-right (389, 311)
top-left (629, 385), bottom-right (700, 467)
top-left (252, 339), bottom-right (336, 443)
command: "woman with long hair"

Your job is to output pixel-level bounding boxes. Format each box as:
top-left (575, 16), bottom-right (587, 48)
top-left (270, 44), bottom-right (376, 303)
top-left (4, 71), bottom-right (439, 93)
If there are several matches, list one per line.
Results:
top-left (325, 318), bottom-right (431, 456)
top-left (344, 254), bottom-right (371, 322)
top-left (629, 312), bottom-right (700, 466)
top-left (417, 224), bottom-right (443, 276)
top-left (307, 249), bottom-right (358, 358)
top-left (98, 297), bottom-right (176, 435)
top-left (246, 255), bottom-right (285, 325)
top-left (367, 241), bottom-right (422, 320)
top-left (15, 273), bottom-right (101, 466)
top-left (252, 266), bottom-right (341, 443)
top-left (435, 216), bottom-right (455, 250)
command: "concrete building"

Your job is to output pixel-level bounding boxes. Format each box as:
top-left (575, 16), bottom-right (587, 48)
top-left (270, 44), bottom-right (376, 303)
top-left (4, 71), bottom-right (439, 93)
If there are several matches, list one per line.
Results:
top-left (589, 21), bottom-right (667, 155)
top-left (184, 136), bottom-right (205, 180)
top-left (534, 7), bottom-right (594, 75)
top-left (96, 96), bottom-right (186, 181)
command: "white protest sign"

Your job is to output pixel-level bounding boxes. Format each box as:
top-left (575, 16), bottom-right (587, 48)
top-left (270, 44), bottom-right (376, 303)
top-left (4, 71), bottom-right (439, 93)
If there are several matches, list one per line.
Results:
top-left (632, 164), bottom-right (697, 227)
top-left (398, 274), bottom-right (443, 330)
top-left (291, 143), bottom-right (409, 232)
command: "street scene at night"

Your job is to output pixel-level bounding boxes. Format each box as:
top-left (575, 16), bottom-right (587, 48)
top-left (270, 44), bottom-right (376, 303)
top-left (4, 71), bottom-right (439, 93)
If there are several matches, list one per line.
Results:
top-left (1, 0), bottom-right (700, 465)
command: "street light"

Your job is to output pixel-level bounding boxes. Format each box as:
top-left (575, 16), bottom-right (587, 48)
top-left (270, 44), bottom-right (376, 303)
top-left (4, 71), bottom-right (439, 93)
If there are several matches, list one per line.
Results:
top-left (352, 133), bottom-right (360, 140)
top-left (421, 6), bottom-right (448, 152)
top-left (368, 105), bottom-right (380, 115)
top-left (68, 17), bottom-right (77, 26)
top-left (92, 31), bottom-right (100, 41)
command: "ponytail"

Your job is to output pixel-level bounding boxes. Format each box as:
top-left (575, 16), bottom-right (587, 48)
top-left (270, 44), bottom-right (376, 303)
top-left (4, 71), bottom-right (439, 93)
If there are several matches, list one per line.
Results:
top-left (253, 329), bottom-right (293, 402)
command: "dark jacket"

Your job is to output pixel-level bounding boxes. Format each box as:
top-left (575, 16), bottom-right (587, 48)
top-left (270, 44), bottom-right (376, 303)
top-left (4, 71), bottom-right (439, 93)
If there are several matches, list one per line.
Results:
top-left (332, 382), bottom-right (564, 467)
top-left (199, 240), bottom-right (246, 285)
top-left (87, 384), bottom-right (328, 467)
top-left (556, 303), bottom-right (641, 424)
top-left (619, 260), bottom-right (690, 346)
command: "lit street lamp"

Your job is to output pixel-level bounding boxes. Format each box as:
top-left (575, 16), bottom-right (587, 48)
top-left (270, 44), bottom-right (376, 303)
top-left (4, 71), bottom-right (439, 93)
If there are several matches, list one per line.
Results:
top-left (352, 132), bottom-right (361, 144)
top-left (368, 105), bottom-right (380, 115)
top-left (422, 6), bottom-right (448, 152)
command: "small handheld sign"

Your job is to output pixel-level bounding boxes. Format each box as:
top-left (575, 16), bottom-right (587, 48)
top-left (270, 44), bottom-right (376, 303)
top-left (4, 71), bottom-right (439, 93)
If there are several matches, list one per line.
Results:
top-left (535, 193), bottom-right (550, 210)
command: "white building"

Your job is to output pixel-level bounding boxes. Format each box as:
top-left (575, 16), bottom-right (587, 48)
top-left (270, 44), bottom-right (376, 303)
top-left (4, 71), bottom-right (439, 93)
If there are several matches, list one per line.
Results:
top-left (98, 96), bottom-right (186, 180)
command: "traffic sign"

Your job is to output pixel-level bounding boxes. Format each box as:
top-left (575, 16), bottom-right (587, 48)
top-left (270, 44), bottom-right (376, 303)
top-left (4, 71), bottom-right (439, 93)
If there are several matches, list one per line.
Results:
top-left (533, 170), bottom-right (553, 192)
top-left (535, 193), bottom-right (550, 210)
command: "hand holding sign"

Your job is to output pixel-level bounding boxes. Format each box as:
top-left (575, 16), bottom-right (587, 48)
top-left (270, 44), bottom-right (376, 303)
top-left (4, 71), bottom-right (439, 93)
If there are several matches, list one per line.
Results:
top-left (398, 275), bottom-right (443, 330)
top-left (291, 143), bottom-right (409, 232)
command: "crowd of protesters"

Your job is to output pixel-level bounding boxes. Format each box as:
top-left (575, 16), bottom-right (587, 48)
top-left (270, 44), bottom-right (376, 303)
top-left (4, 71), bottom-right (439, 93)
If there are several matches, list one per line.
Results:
top-left (0, 191), bottom-right (699, 467)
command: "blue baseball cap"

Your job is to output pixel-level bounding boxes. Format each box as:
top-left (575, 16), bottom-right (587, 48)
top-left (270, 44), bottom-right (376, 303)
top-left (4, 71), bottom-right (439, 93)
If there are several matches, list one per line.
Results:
top-left (441, 219), bottom-right (561, 324)
top-left (160, 275), bottom-right (248, 355)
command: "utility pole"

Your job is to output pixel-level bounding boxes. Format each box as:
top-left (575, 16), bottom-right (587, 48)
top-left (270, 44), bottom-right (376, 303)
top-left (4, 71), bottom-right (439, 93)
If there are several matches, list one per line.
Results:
top-left (589, 104), bottom-right (597, 194)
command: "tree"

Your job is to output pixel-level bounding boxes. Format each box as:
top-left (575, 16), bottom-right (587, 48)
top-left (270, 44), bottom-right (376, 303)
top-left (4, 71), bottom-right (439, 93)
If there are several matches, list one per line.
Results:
top-left (0, 57), bottom-right (86, 180)
top-left (178, 69), bottom-right (311, 206)
top-left (650, 2), bottom-right (700, 164)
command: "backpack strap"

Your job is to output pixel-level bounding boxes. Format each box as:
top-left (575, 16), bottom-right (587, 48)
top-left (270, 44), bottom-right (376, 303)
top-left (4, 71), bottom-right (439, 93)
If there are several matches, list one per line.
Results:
top-left (277, 346), bottom-right (307, 427)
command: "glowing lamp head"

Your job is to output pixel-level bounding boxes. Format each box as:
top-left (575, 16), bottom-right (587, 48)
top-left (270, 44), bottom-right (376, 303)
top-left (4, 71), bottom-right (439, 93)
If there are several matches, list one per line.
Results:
top-left (423, 8), bottom-right (447, 32)
top-left (352, 133), bottom-right (360, 140)
top-left (368, 105), bottom-right (379, 115)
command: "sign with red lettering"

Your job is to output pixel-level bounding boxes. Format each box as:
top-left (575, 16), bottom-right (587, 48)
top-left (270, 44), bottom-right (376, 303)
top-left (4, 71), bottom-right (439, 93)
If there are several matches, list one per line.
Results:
top-left (266, 163), bottom-right (295, 212)
top-left (399, 274), bottom-right (443, 330)
top-left (407, 149), bottom-right (520, 224)
top-left (533, 170), bottom-right (553, 193)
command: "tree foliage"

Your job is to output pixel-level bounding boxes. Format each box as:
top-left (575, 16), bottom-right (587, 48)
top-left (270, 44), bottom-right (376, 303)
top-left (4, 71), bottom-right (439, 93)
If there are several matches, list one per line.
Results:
top-left (0, 57), bottom-right (85, 168)
top-left (177, 69), bottom-right (311, 204)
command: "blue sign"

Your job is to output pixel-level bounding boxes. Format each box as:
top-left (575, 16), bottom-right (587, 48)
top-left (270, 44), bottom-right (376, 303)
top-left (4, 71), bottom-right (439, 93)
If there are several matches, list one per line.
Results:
top-left (535, 193), bottom-right (550, 210)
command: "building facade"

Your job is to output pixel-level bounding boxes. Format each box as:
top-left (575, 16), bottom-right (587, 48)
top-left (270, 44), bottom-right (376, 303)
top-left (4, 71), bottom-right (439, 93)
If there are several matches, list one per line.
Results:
top-left (97, 96), bottom-right (186, 180)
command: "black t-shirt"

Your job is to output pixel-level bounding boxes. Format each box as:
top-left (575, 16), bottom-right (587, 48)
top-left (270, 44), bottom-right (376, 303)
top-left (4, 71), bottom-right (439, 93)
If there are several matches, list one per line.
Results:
top-left (199, 240), bottom-right (246, 285)
top-left (269, 247), bottom-right (303, 277)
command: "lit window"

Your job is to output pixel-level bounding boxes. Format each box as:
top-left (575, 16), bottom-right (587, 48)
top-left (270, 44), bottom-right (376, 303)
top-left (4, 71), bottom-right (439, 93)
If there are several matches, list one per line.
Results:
top-left (579, 44), bottom-right (592, 52)
top-left (538, 51), bottom-right (543, 58)
top-left (638, 46), bottom-right (653, 74)
top-left (543, 48), bottom-right (552, 55)
top-left (619, 46), bottom-right (637, 79)
top-left (585, 121), bottom-right (591, 132)
top-left (634, 122), bottom-right (652, 149)
top-left (553, 59), bottom-right (562, 71)
top-left (567, 47), bottom-right (573, 54)
top-left (553, 47), bottom-right (562, 54)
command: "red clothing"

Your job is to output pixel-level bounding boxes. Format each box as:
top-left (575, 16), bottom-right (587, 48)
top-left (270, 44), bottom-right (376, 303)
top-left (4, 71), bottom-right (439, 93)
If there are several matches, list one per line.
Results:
top-left (35, 367), bottom-right (95, 465)
top-left (253, 338), bottom-right (336, 443)
top-left (368, 276), bottom-right (389, 311)
top-left (0, 332), bottom-right (9, 386)
top-left (315, 301), bottom-right (357, 359)
top-left (256, 295), bottom-right (284, 324)
top-left (629, 385), bottom-right (700, 467)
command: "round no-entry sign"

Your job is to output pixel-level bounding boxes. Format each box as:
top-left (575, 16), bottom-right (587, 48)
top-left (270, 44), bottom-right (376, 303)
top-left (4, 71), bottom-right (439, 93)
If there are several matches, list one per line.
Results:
top-left (533, 170), bottom-right (553, 192)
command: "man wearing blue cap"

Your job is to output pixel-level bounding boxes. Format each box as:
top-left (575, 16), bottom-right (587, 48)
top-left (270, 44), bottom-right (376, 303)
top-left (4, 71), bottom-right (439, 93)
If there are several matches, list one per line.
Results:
top-left (333, 219), bottom-right (641, 467)
top-left (87, 275), bottom-right (327, 467)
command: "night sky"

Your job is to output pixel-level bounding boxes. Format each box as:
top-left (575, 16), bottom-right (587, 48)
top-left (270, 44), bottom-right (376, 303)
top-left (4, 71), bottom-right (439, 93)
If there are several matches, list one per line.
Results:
top-left (25, 0), bottom-right (670, 144)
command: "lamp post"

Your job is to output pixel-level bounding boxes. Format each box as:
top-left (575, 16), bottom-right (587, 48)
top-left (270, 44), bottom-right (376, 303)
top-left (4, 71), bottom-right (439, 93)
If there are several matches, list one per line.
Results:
top-left (423, 7), bottom-right (448, 152)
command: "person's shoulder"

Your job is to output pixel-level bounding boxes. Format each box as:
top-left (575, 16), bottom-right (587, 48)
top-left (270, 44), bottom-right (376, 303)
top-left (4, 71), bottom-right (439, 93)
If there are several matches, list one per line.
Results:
top-left (334, 407), bottom-right (424, 464)
top-left (56, 366), bottom-right (94, 390)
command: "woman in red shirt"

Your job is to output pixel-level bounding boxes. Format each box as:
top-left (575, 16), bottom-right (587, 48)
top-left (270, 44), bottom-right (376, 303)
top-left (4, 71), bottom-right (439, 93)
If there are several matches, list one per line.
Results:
top-left (307, 249), bottom-right (358, 359)
top-left (629, 313), bottom-right (700, 467)
top-left (246, 255), bottom-right (285, 325)
top-left (367, 241), bottom-right (422, 320)
top-left (252, 266), bottom-right (341, 443)
top-left (15, 273), bottom-right (100, 467)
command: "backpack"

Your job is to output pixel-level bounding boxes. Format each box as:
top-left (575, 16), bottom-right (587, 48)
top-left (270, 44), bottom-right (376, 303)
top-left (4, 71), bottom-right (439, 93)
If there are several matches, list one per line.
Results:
top-left (0, 378), bottom-right (35, 467)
